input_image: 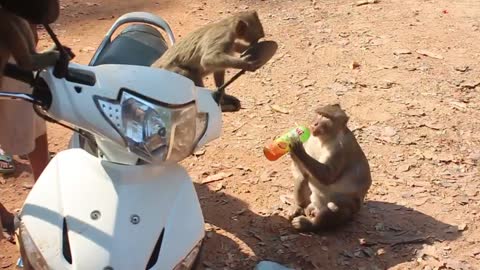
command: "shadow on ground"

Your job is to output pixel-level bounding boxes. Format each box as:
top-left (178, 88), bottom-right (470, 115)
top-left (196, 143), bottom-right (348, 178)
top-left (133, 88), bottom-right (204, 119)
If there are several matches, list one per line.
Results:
top-left (195, 183), bottom-right (461, 269)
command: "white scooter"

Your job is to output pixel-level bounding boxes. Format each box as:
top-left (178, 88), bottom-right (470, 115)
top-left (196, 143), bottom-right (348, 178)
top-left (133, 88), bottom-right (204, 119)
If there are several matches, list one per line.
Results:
top-left (1, 12), bottom-right (277, 270)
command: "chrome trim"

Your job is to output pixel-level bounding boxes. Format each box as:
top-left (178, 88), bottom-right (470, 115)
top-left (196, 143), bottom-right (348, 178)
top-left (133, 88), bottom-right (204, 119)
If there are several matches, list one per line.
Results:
top-left (0, 92), bottom-right (36, 103)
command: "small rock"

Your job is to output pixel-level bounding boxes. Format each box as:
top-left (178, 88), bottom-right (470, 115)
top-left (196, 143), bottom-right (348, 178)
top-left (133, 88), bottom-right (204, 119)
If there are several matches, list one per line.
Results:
top-left (379, 80), bottom-right (396, 89)
top-left (280, 234), bottom-right (299, 241)
top-left (382, 126), bottom-right (397, 137)
top-left (350, 61), bottom-right (361, 69)
top-left (362, 247), bottom-right (375, 257)
top-left (454, 65), bottom-right (470, 72)
top-left (377, 248), bottom-right (386, 256)
top-left (374, 222), bottom-right (385, 231)
top-left (416, 49), bottom-right (444, 59)
top-left (280, 194), bottom-right (293, 205)
top-left (356, 0), bottom-right (378, 6)
top-left (419, 244), bottom-right (438, 259)
top-left (80, 46), bottom-right (96, 53)
top-left (213, 183), bottom-right (224, 192)
top-left (359, 238), bottom-right (368, 246)
top-left (399, 164), bottom-right (411, 172)
top-left (328, 82), bottom-right (350, 96)
top-left (460, 80), bottom-right (480, 89)
top-left (22, 182), bottom-right (34, 189)
top-left (470, 248), bottom-right (480, 258)
top-left (450, 101), bottom-right (467, 111)
top-left (254, 261), bottom-right (294, 270)
top-left (98, 15), bottom-right (115, 20)
top-left (423, 122), bottom-right (444, 130)
top-left (458, 223), bottom-right (468, 231)
top-left (443, 259), bottom-right (471, 270)
top-left (341, 250), bottom-right (354, 258)
top-left (379, 65), bottom-right (398, 69)
top-left (393, 49), bottom-right (412, 55)
top-left (414, 197), bottom-right (429, 206)
top-left (354, 250), bottom-right (365, 258)
top-left (0, 178), bottom-right (5, 184)
top-left (301, 79), bottom-right (316, 88)
top-left (194, 149), bottom-right (206, 156)
top-left (468, 151), bottom-right (480, 162)
top-left (1, 262), bottom-right (13, 269)
top-left (270, 104), bottom-right (290, 114)
top-left (202, 172), bottom-right (233, 184)
top-left (405, 109), bottom-right (426, 117)
top-left (437, 153), bottom-right (454, 163)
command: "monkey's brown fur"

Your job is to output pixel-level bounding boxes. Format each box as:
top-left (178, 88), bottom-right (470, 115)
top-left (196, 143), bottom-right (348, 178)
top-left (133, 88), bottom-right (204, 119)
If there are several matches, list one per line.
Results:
top-left (153, 11), bottom-right (265, 112)
top-left (288, 104), bottom-right (372, 232)
top-left (0, 7), bottom-right (59, 86)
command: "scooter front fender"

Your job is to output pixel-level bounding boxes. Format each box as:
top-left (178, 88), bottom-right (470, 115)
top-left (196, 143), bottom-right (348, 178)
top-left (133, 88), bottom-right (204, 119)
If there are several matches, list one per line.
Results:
top-left (20, 149), bottom-right (204, 270)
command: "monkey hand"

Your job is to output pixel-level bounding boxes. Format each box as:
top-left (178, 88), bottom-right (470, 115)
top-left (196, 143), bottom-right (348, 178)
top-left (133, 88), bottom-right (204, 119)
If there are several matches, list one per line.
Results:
top-left (291, 216), bottom-right (313, 231)
top-left (289, 136), bottom-right (307, 158)
top-left (241, 56), bottom-right (262, 71)
top-left (287, 206), bottom-right (304, 221)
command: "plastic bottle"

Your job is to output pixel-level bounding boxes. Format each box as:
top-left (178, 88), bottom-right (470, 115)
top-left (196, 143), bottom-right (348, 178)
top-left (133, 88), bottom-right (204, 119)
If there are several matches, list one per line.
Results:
top-left (263, 126), bottom-right (310, 161)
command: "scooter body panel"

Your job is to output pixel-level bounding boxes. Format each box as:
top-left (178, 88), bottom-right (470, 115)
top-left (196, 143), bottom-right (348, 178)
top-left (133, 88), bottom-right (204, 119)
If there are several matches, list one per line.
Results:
top-left (20, 149), bottom-right (204, 270)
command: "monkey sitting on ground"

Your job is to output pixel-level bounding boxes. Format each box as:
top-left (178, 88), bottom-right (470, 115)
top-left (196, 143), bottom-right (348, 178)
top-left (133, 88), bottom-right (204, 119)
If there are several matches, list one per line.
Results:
top-left (288, 104), bottom-right (372, 232)
top-left (0, 6), bottom-right (60, 86)
top-left (153, 11), bottom-right (265, 112)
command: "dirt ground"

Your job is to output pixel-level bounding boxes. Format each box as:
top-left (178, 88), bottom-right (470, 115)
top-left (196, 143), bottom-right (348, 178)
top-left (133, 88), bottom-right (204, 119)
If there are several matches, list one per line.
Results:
top-left (2, 0), bottom-right (480, 269)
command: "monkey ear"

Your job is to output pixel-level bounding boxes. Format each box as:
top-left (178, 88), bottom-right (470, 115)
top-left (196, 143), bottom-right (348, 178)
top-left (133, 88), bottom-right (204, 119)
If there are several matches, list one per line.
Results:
top-left (236, 20), bottom-right (248, 37)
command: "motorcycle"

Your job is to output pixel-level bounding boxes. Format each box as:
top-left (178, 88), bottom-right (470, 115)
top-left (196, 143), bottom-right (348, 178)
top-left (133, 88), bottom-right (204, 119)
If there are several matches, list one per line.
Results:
top-left (1, 11), bottom-right (277, 270)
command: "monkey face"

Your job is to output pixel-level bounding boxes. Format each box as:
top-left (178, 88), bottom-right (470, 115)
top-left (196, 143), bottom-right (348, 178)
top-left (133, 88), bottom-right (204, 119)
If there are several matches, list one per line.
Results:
top-left (236, 11), bottom-right (265, 44)
top-left (310, 114), bottom-right (334, 138)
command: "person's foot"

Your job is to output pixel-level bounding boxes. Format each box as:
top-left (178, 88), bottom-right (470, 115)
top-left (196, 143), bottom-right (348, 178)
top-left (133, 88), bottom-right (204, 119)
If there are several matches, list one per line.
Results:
top-left (0, 148), bottom-right (15, 174)
top-left (0, 204), bottom-right (16, 243)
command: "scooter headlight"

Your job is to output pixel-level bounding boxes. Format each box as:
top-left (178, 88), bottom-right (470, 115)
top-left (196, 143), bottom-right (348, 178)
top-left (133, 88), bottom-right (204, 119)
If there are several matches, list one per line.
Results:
top-left (95, 90), bottom-right (207, 163)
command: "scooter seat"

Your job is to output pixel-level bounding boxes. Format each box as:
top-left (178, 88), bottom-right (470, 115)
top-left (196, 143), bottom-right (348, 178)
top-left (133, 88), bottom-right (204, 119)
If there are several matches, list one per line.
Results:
top-left (92, 24), bottom-right (168, 67)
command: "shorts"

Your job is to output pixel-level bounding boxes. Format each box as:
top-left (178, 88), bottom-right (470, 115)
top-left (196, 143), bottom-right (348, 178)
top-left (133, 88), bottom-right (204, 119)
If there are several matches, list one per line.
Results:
top-left (0, 58), bottom-right (47, 155)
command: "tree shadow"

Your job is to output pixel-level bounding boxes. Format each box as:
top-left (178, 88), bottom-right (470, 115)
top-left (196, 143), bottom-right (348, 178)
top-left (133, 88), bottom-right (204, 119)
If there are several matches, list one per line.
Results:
top-left (194, 183), bottom-right (462, 270)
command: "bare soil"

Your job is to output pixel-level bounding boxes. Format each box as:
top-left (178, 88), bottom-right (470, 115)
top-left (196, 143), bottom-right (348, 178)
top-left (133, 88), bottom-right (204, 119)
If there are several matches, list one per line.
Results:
top-left (2, 0), bottom-right (480, 269)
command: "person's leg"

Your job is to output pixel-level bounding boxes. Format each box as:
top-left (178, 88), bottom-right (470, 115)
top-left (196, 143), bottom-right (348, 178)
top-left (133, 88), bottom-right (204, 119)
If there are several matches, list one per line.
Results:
top-left (0, 202), bottom-right (15, 242)
top-left (27, 133), bottom-right (49, 182)
top-left (0, 24), bottom-right (48, 241)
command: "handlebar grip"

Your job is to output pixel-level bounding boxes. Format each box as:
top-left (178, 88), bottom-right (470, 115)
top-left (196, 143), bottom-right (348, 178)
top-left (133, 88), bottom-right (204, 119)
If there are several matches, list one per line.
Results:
top-left (3, 63), bottom-right (35, 85)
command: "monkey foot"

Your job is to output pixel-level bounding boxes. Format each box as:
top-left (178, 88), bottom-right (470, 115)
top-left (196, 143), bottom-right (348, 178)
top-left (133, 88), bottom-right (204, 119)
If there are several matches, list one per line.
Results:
top-left (291, 215), bottom-right (314, 232)
top-left (220, 94), bottom-right (241, 112)
top-left (287, 206), bottom-right (304, 221)
top-left (305, 204), bottom-right (318, 218)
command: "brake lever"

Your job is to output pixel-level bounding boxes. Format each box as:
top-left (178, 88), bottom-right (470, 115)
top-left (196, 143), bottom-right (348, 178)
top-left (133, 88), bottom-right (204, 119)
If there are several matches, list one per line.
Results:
top-left (57, 45), bottom-right (75, 60)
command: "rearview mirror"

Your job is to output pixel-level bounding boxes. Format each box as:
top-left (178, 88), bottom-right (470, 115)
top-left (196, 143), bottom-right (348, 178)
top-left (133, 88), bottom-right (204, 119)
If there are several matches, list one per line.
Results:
top-left (241, 40), bottom-right (278, 69)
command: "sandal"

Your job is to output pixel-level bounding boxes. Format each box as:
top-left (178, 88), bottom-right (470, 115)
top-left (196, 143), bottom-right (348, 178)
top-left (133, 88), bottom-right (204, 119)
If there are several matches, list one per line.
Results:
top-left (0, 151), bottom-right (15, 174)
